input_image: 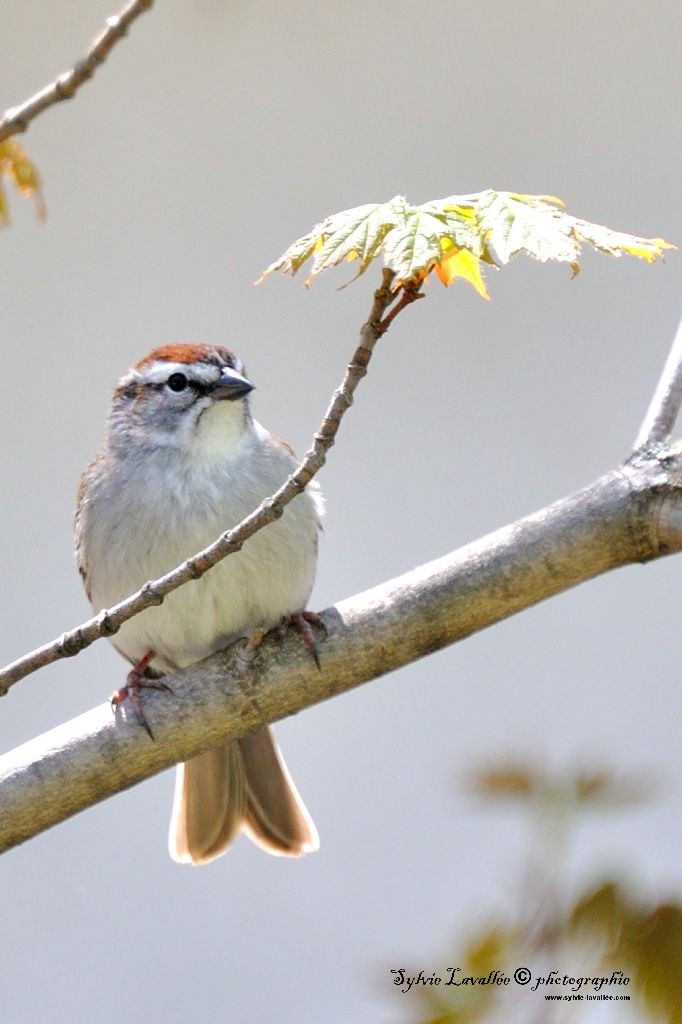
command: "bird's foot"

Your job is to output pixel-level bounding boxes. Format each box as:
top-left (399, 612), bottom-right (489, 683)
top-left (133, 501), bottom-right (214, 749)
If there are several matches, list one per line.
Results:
top-left (110, 650), bottom-right (172, 741)
top-left (234, 627), bottom-right (266, 675)
top-left (278, 610), bottom-right (327, 670)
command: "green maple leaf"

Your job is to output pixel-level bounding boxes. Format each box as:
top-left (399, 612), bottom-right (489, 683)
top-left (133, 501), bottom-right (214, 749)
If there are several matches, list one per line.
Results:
top-left (259, 190), bottom-right (674, 300)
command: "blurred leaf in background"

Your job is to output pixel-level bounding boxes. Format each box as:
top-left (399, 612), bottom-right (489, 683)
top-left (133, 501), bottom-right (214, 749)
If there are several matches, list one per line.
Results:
top-left (391, 761), bottom-right (680, 1023)
top-left (0, 138), bottom-right (45, 225)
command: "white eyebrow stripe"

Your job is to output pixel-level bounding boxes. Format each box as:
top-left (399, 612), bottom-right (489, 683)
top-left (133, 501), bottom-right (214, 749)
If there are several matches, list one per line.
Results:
top-left (134, 361), bottom-right (222, 385)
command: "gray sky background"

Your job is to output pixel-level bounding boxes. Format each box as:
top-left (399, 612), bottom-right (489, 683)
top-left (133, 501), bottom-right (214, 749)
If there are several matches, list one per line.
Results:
top-left (1, 2), bottom-right (681, 1022)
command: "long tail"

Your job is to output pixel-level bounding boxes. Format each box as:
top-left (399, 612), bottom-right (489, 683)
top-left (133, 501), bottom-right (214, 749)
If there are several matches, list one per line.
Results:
top-left (168, 726), bottom-right (319, 865)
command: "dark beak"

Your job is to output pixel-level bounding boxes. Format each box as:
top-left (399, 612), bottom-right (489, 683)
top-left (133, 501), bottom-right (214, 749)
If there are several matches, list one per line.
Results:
top-left (210, 367), bottom-right (255, 401)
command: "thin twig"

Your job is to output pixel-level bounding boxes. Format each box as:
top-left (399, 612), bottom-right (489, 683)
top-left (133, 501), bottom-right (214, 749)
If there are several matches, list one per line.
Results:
top-left (633, 313), bottom-right (682, 451)
top-left (0, 270), bottom-right (409, 697)
top-left (378, 281), bottom-right (424, 331)
top-left (0, 0), bottom-right (155, 144)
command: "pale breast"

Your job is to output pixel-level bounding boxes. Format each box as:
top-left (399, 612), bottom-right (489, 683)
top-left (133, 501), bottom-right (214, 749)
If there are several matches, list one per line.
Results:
top-left (77, 429), bottom-right (321, 672)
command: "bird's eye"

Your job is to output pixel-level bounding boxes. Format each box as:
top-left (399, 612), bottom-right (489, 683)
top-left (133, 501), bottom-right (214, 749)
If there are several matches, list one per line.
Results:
top-left (167, 372), bottom-right (188, 392)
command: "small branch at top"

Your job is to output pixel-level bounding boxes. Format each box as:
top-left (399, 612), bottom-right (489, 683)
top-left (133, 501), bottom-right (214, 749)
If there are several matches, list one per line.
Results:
top-left (0, 0), bottom-right (155, 144)
top-left (634, 313), bottom-right (682, 452)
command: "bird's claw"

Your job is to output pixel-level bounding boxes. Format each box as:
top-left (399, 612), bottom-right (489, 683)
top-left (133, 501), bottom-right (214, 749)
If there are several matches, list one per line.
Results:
top-left (279, 610), bottom-right (327, 670)
top-left (110, 650), bottom-right (172, 741)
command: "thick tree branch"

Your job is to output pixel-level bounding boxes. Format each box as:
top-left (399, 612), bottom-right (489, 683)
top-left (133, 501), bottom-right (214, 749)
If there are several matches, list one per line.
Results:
top-left (2, 449), bottom-right (682, 854)
top-left (0, 270), bottom-right (414, 697)
top-left (634, 313), bottom-right (682, 451)
top-left (0, 0), bottom-right (155, 144)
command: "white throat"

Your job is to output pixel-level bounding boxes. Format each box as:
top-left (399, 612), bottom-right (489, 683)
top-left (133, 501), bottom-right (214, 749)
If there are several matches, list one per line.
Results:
top-left (190, 399), bottom-right (252, 462)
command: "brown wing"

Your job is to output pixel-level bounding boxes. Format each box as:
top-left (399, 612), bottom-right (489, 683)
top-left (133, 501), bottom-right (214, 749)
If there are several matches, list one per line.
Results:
top-left (74, 451), bottom-right (105, 602)
top-left (268, 433), bottom-right (297, 459)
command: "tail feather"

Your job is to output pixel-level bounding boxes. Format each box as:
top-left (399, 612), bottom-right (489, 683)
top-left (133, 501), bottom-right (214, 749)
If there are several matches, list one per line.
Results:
top-left (240, 728), bottom-right (319, 857)
top-left (168, 726), bottom-right (317, 865)
top-left (169, 742), bottom-right (246, 865)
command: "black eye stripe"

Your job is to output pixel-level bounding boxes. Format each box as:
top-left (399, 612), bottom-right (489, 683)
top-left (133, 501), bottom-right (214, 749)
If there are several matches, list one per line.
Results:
top-left (143, 372), bottom-right (214, 396)
top-left (150, 374), bottom-right (210, 396)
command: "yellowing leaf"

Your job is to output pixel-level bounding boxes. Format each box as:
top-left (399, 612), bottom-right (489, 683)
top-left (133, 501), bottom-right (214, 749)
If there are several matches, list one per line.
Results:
top-left (435, 245), bottom-right (490, 299)
top-left (0, 139), bottom-right (46, 224)
top-left (260, 190), bottom-right (674, 300)
top-left (572, 220), bottom-right (675, 263)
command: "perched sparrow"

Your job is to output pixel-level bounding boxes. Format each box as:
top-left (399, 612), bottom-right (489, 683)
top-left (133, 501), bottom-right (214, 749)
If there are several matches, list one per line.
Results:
top-left (75, 343), bottom-right (322, 864)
